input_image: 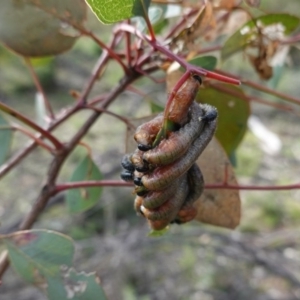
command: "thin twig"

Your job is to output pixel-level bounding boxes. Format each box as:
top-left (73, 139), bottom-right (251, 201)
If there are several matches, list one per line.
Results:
top-left (84, 106), bottom-right (136, 129)
top-left (116, 23), bottom-right (241, 85)
top-left (216, 69), bottom-right (300, 106)
top-left (12, 125), bottom-right (54, 153)
top-left (0, 71), bottom-right (141, 279)
top-left (205, 182), bottom-right (300, 190)
top-left (209, 82), bottom-right (298, 114)
top-left (55, 180), bottom-right (133, 193)
top-left (0, 34), bottom-right (122, 180)
top-left (0, 101), bottom-right (62, 150)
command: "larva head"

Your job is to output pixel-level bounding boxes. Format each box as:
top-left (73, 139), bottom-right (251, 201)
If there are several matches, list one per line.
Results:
top-left (201, 104), bottom-right (218, 122)
top-left (121, 154), bottom-right (135, 171)
top-left (120, 170), bottom-right (134, 182)
top-left (134, 115), bottom-right (163, 149)
top-left (134, 130), bottom-right (153, 149)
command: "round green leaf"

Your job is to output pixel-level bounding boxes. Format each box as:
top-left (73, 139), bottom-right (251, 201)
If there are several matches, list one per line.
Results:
top-left (222, 14), bottom-right (300, 59)
top-left (47, 269), bottom-right (107, 300)
top-left (66, 155), bottom-right (103, 213)
top-left (86, 0), bottom-right (151, 24)
top-left (196, 85), bottom-right (250, 156)
top-left (0, 0), bottom-right (86, 57)
top-left (3, 230), bottom-right (74, 284)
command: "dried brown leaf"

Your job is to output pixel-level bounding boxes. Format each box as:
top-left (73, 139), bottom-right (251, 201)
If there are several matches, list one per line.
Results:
top-left (171, 1), bottom-right (216, 51)
top-left (194, 137), bottom-right (241, 229)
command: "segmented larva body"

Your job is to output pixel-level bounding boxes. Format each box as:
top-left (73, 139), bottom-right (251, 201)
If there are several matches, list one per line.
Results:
top-left (172, 163), bottom-right (204, 224)
top-left (142, 181), bottom-right (178, 209)
top-left (134, 114), bottom-right (163, 151)
top-left (143, 102), bottom-right (204, 166)
top-left (167, 76), bottom-right (202, 125)
top-left (130, 149), bottom-right (149, 172)
top-left (186, 163), bottom-right (204, 203)
top-left (140, 176), bottom-right (188, 221)
top-left (141, 105), bottom-right (217, 191)
top-left (120, 75), bottom-right (218, 231)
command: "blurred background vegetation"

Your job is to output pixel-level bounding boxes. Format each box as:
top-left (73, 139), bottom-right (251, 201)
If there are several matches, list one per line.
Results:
top-left (1, 0), bottom-right (300, 299)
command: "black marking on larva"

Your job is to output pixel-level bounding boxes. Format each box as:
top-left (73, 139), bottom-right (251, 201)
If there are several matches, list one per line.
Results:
top-left (138, 143), bottom-right (152, 151)
top-left (120, 170), bottom-right (134, 182)
top-left (133, 177), bottom-right (143, 186)
top-left (121, 154), bottom-right (135, 171)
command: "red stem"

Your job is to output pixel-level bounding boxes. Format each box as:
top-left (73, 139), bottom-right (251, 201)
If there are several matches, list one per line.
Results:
top-left (12, 125), bottom-right (54, 153)
top-left (205, 183), bottom-right (300, 191)
top-left (125, 20), bottom-right (132, 67)
top-left (0, 101), bottom-right (62, 150)
top-left (116, 23), bottom-right (241, 85)
top-left (79, 27), bottom-right (129, 75)
top-left (216, 69), bottom-right (300, 106)
top-left (164, 71), bottom-right (189, 121)
top-left (209, 83), bottom-right (298, 114)
top-left (83, 105), bottom-right (136, 129)
top-left (143, 13), bottom-right (156, 42)
top-left (54, 180), bottom-right (300, 193)
top-left (55, 180), bottom-right (133, 193)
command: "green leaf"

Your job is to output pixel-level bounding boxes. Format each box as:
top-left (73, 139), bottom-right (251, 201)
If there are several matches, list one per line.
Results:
top-left (222, 14), bottom-right (300, 59)
top-left (3, 230), bottom-right (74, 284)
top-left (2, 229), bottom-right (107, 299)
top-left (133, 5), bottom-right (164, 32)
top-left (0, 113), bottom-right (13, 165)
top-left (66, 155), bottom-right (103, 213)
top-left (149, 101), bottom-right (164, 113)
top-left (0, 0), bottom-right (86, 57)
top-left (148, 227), bottom-right (169, 237)
top-left (47, 269), bottom-right (107, 300)
top-left (267, 65), bottom-right (284, 89)
top-left (85, 0), bottom-right (151, 24)
top-left (196, 85), bottom-right (250, 156)
top-left (180, 56), bottom-right (217, 71)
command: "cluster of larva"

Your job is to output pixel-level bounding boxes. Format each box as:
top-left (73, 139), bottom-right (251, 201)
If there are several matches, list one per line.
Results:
top-left (121, 76), bottom-right (218, 230)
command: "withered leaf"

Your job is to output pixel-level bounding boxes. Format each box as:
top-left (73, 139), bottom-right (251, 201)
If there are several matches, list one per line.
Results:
top-left (170, 1), bottom-right (215, 51)
top-left (195, 137), bottom-right (241, 229)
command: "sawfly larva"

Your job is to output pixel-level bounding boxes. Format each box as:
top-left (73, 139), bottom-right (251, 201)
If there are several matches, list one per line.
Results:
top-left (143, 102), bottom-right (204, 166)
top-left (140, 176), bottom-right (188, 221)
top-left (141, 105), bottom-right (217, 191)
top-left (168, 75), bottom-right (202, 125)
top-left (134, 114), bottom-right (163, 151)
top-left (142, 181), bottom-right (178, 209)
